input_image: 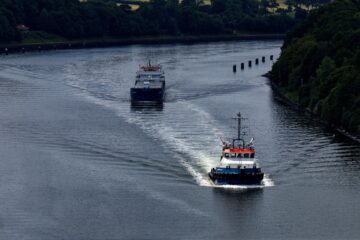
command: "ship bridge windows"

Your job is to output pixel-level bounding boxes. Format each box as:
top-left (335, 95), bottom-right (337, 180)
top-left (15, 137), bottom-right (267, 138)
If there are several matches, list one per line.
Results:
top-left (223, 152), bottom-right (254, 159)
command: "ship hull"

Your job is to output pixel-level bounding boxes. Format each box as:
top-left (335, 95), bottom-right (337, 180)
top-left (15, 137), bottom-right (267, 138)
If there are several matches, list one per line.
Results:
top-left (130, 88), bottom-right (164, 103)
top-left (209, 168), bottom-right (264, 185)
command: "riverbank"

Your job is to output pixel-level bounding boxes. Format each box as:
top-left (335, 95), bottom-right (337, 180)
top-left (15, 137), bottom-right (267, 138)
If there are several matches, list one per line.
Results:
top-left (269, 80), bottom-right (360, 144)
top-left (0, 34), bottom-right (284, 54)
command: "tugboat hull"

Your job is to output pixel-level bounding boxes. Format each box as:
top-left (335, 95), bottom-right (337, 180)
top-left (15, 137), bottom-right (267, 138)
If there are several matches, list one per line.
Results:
top-left (130, 88), bottom-right (164, 103)
top-left (209, 168), bottom-right (264, 185)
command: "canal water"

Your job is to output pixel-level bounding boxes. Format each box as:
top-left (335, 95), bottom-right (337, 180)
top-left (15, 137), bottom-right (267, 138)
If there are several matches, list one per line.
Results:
top-left (0, 41), bottom-right (359, 239)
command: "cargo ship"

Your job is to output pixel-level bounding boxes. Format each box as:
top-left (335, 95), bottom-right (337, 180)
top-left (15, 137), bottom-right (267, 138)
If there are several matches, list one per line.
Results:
top-left (130, 61), bottom-right (165, 103)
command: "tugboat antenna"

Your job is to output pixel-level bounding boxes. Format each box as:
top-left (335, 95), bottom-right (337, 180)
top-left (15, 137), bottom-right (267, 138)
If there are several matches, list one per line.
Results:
top-left (232, 112), bottom-right (247, 148)
top-left (237, 112), bottom-right (241, 140)
top-left (234, 112), bottom-right (245, 140)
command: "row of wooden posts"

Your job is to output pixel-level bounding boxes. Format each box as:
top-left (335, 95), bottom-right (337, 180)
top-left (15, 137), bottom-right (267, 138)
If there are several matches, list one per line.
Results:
top-left (233, 55), bottom-right (274, 72)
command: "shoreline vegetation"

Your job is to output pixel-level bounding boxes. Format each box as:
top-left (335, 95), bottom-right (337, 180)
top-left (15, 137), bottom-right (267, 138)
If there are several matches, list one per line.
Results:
top-left (268, 0), bottom-right (360, 143)
top-left (0, 0), bottom-right (308, 46)
top-left (0, 33), bottom-right (285, 54)
top-left (268, 80), bottom-right (360, 143)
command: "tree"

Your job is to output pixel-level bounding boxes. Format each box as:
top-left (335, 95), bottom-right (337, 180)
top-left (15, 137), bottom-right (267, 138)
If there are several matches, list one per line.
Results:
top-left (270, 0), bottom-right (360, 133)
top-left (259, 0), bottom-right (270, 15)
top-left (269, 0), bottom-right (279, 13)
top-left (0, 0), bottom-right (298, 43)
top-left (285, 0), bottom-right (295, 11)
top-left (181, 0), bottom-right (197, 7)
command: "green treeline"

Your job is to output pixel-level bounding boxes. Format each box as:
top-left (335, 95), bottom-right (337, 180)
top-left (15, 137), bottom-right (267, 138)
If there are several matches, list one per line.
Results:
top-left (269, 0), bottom-right (360, 134)
top-left (0, 0), bottom-right (300, 43)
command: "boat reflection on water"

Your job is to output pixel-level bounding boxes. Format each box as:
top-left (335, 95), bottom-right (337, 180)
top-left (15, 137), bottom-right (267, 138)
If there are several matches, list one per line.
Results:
top-left (130, 101), bottom-right (164, 112)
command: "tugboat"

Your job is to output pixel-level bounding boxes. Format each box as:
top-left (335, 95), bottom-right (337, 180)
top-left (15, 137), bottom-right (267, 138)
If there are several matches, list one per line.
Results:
top-left (130, 61), bottom-right (165, 103)
top-left (209, 113), bottom-right (264, 185)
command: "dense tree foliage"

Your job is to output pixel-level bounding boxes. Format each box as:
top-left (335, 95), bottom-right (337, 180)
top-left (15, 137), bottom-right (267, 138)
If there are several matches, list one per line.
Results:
top-left (270, 0), bottom-right (360, 134)
top-left (285, 0), bottom-right (331, 9)
top-left (0, 0), bottom-right (22, 41)
top-left (0, 0), bottom-right (300, 43)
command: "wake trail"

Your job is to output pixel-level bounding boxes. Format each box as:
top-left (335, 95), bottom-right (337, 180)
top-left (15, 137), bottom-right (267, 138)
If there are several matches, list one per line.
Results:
top-left (79, 93), bottom-right (274, 189)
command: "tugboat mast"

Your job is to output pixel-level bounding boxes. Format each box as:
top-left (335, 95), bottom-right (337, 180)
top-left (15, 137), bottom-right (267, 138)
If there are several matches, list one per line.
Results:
top-left (233, 112), bottom-right (246, 149)
top-left (237, 112), bottom-right (241, 140)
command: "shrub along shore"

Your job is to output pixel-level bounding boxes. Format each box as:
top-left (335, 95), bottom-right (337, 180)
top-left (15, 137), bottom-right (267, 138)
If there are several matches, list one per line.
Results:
top-left (269, 80), bottom-right (360, 143)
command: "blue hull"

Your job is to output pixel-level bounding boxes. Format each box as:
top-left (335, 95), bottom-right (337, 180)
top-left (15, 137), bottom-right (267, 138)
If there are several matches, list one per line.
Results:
top-left (209, 168), bottom-right (264, 185)
top-left (131, 88), bottom-right (164, 103)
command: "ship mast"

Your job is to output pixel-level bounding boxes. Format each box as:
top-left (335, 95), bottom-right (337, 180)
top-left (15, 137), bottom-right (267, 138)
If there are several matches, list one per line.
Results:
top-left (237, 112), bottom-right (241, 140)
top-left (233, 112), bottom-right (246, 149)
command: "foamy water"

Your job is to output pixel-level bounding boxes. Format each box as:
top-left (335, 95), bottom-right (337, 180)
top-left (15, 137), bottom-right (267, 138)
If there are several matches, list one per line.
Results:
top-left (78, 92), bottom-right (274, 189)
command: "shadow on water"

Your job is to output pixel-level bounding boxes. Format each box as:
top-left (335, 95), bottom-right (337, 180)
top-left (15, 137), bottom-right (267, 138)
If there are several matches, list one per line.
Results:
top-left (130, 102), bottom-right (164, 112)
